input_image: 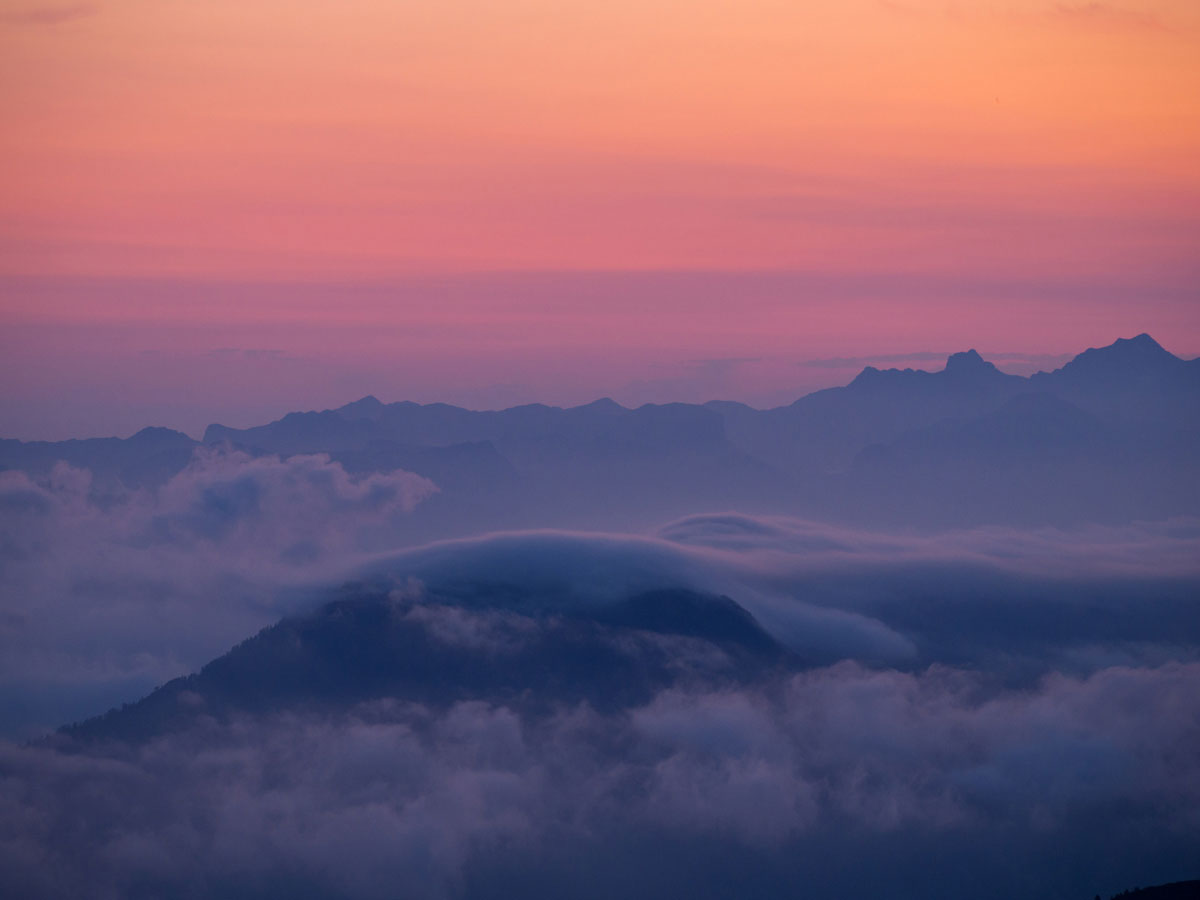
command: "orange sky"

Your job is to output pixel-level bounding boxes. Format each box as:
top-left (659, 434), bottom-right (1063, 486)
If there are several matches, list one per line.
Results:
top-left (1, 0), bottom-right (1198, 436)
top-left (3, 0), bottom-right (1198, 279)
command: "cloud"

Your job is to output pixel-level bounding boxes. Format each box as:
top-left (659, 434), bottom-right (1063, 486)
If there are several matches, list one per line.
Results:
top-left (799, 350), bottom-right (1076, 371)
top-left (206, 348), bottom-right (294, 361)
top-left (2, 660), bottom-right (1197, 899)
top-left (800, 351), bottom-right (950, 369)
top-left (399, 601), bottom-right (539, 654)
top-left (351, 515), bottom-right (1200, 676)
top-left (657, 512), bottom-right (1200, 578)
top-left (656, 513), bottom-right (1200, 675)
top-left (0, 450), bottom-right (435, 737)
top-left (0, 3), bottom-right (96, 26)
top-left (2, 499), bottom-right (1197, 896)
top-left (145, 448), bottom-right (435, 556)
top-left (3, 490), bottom-right (1197, 738)
top-left (323, 515), bottom-right (1200, 688)
top-left (875, 0), bottom-right (1174, 34)
top-left (1050, 2), bottom-right (1170, 32)
top-left (356, 528), bottom-right (923, 666)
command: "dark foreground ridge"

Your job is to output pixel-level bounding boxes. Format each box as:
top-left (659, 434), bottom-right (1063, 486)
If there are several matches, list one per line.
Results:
top-left (1101, 882), bottom-right (1200, 900)
top-left (58, 585), bottom-right (792, 746)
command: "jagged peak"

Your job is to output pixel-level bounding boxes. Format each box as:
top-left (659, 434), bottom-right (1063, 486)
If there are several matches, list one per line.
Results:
top-left (1087, 333), bottom-right (1170, 357)
top-left (1121, 332), bottom-right (1161, 348)
top-left (943, 349), bottom-right (1001, 376)
top-left (1056, 333), bottom-right (1181, 374)
top-left (848, 349), bottom-right (1003, 388)
top-left (947, 348), bottom-right (981, 363)
top-left (848, 365), bottom-right (884, 386)
top-left (1080, 333), bottom-right (1170, 361)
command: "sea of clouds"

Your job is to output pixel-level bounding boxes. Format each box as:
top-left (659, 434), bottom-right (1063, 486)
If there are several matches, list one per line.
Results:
top-left (1, 451), bottom-right (1198, 898)
top-left (2, 660), bottom-right (1197, 899)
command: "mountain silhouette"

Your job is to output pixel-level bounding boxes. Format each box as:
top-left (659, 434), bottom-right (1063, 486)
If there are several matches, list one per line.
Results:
top-left (1031, 333), bottom-right (1200, 424)
top-left (1044, 333), bottom-right (1190, 385)
top-left (4, 335), bottom-right (1196, 531)
top-left (1100, 881), bottom-right (1200, 900)
top-left (58, 586), bottom-right (791, 746)
top-left (0, 425), bottom-right (195, 489)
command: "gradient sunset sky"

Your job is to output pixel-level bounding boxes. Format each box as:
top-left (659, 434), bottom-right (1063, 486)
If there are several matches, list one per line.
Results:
top-left (2, 0), bottom-right (1198, 438)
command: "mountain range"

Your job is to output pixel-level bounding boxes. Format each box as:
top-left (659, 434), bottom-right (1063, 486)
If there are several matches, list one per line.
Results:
top-left (4, 333), bottom-right (1198, 532)
top-left (6, 335), bottom-right (1199, 900)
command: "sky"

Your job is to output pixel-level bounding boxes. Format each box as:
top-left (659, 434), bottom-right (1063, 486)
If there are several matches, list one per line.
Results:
top-left (2, 0), bottom-right (1199, 438)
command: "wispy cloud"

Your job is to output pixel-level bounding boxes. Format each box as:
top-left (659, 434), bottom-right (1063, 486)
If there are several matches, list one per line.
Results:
top-left (208, 347), bottom-right (294, 361)
top-left (800, 351), bottom-right (950, 370)
top-left (0, 450), bottom-right (437, 737)
top-left (800, 350), bottom-right (1075, 372)
top-left (1050, 2), bottom-right (1170, 32)
top-left (876, 0), bottom-right (1174, 33)
top-left (0, 3), bottom-right (97, 26)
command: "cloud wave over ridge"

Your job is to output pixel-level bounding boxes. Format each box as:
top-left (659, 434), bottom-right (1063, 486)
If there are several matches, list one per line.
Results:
top-left (1, 487), bottom-right (1199, 897)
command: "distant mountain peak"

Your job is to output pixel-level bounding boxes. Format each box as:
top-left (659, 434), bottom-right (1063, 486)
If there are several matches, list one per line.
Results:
top-left (338, 395), bottom-right (386, 418)
top-left (1091, 333), bottom-right (1171, 357)
top-left (1101, 333), bottom-right (1174, 359)
top-left (129, 426), bottom-right (190, 442)
top-left (578, 397), bottom-right (623, 411)
top-left (943, 349), bottom-right (998, 376)
top-left (1123, 332), bottom-right (1160, 346)
top-left (1050, 333), bottom-right (1183, 378)
top-left (850, 365), bottom-right (883, 382)
top-left (849, 348), bottom-right (1011, 389)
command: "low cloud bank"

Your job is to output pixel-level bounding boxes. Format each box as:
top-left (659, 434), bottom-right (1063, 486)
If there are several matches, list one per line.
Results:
top-left (2, 660), bottom-right (1197, 899)
top-left (2, 474), bottom-right (1198, 735)
top-left (0, 450), bottom-right (435, 736)
top-left (1, 497), bottom-right (1198, 896)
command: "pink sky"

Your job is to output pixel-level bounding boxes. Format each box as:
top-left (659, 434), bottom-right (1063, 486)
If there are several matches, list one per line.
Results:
top-left (1, 0), bottom-right (1198, 437)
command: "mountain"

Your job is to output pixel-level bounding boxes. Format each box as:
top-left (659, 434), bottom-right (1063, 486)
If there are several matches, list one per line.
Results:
top-left (58, 585), bottom-right (791, 745)
top-left (837, 392), bottom-right (1109, 525)
top-left (3, 335), bottom-right (1196, 530)
top-left (1031, 333), bottom-right (1200, 424)
top-left (205, 396), bottom-right (792, 533)
top-left (0, 426), bottom-right (195, 489)
top-left (7, 334), bottom-right (1198, 900)
top-left (714, 347), bottom-right (1030, 476)
top-left (713, 336), bottom-right (1198, 524)
top-left (1039, 333), bottom-right (1194, 389)
top-left (204, 409), bottom-right (383, 453)
top-left (1101, 882), bottom-right (1200, 900)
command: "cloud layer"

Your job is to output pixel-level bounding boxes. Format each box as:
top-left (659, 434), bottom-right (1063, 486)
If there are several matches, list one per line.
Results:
top-left (0, 449), bottom-right (434, 736)
top-left (1, 492), bottom-right (1198, 897)
top-left (356, 514), bottom-right (1200, 674)
top-left (3, 457), bottom-right (1198, 739)
top-left (2, 660), bottom-right (1197, 899)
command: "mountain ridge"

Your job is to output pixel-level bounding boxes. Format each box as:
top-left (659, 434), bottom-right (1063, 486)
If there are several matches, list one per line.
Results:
top-left (55, 585), bottom-right (792, 746)
top-left (4, 334), bottom-right (1196, 530)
